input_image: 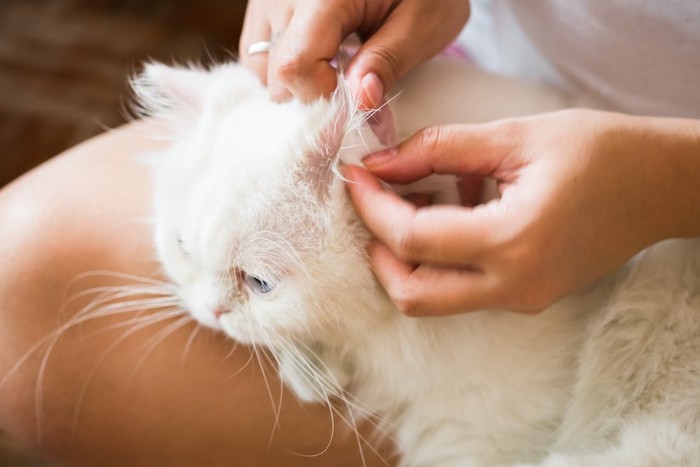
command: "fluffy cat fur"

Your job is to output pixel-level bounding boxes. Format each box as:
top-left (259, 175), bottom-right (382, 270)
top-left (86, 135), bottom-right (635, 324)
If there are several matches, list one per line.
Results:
top-left (134, 58), bottom-right (700, 466)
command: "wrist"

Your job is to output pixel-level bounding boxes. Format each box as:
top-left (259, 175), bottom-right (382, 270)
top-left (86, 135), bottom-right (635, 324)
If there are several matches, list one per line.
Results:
top-left (633, 114), bottom-right (700, 243)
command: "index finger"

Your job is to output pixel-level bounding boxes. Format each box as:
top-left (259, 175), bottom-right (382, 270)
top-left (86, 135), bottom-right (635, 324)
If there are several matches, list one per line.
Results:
top-left (270, 4), bottom-right (358, 102)
top-left (344, 165), bottom-right (497, 266)
top-left (364, 123), bottom-right (518, 184)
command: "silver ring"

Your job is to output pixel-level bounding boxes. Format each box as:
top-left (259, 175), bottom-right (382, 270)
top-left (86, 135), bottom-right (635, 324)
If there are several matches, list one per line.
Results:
top-left (246, 40), bottom-right (272, 55)
top-left (246, 31), bottom-right (282, 56)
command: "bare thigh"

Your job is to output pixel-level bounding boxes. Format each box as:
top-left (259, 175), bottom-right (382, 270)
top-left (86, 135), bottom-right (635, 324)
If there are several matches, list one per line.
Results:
top-left (0, 122), bottom-right (394, 466)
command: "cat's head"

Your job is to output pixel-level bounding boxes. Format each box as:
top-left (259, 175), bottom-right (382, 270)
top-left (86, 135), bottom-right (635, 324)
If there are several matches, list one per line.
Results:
top-left (135, 62), bottom-right (394, 346)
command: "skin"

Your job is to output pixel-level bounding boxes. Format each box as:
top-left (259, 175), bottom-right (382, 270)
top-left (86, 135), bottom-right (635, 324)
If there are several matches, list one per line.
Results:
top-left (345, 110), bottom-right (700, 315)
top-left (2, 1), bottom-right (698, 464)
top-left (239, 0), bottom-right (470, 106)
top-left (241, 0), bottom-right (700, 316)
top-left (0, 123), bottom-right (395, 466)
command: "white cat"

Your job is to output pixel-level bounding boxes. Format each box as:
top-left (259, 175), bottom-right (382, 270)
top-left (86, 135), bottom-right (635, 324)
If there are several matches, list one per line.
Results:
top-left (135, 58), bottom-right (700, 466)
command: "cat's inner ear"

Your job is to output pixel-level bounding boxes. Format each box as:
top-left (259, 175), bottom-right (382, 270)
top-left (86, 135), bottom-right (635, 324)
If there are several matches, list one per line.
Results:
top-left (299, 113), bottom-right (347, 199)
top-left (134, 63), bottom-right (210, 117)
top-left (299, 96), bottom-right (397, 202)
top-left (336, 101), bottom-right (396, 167)
top-left (364, 100), bottom-right (396, 148)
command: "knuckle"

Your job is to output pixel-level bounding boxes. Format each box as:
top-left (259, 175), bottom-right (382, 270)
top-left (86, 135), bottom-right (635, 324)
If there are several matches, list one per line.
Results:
top-left (269, 84), bottom-right (292, 103)
top-left (416, 125), bottom-right (444, 155)
top-left (274, 52), bottom-right (310, 85)
top-left (395, 224), bottom-right (421, 262)
top-left (364, 46), bottom-right (401, 80)
top-left (489, 118), bottom-right (524, 146)
top-left (390, 284), bottom-right (424, 317)
top-left (392, 289), bottom-right (423, 317)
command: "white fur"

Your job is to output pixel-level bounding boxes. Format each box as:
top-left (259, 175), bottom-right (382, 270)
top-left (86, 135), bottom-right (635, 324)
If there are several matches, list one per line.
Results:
top-left (137, 58), bottom-right (700, 466)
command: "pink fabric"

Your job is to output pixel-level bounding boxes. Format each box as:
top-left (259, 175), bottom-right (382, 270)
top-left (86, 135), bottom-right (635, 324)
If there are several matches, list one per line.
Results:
top-left (440, 42), bottom-right (473, 62)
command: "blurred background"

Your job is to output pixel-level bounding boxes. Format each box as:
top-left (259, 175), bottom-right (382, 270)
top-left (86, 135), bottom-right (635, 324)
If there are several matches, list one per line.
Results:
top-left (0, 0), bottom-right (248, 187)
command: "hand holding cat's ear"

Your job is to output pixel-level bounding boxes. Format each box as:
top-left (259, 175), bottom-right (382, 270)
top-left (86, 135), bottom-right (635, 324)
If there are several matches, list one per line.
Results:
top-left (346, 109), bottom-right (700, 316)
top-left (239, 0), bottom-right (469, 106)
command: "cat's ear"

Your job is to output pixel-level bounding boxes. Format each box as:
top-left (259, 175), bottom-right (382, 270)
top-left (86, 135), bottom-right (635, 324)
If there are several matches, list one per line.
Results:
top-left (300, 78), bottom-right (396, 199)
top-left (297, 91), bottom-right (351, 198)
top-left (132, 63), bottom-right (211, 118)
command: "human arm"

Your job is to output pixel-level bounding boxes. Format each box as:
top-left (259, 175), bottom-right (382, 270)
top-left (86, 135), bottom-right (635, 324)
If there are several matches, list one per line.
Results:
top-left (239, 0), bottom-right (470, 106)
top-left (344, 109), bottom-right (700, 316)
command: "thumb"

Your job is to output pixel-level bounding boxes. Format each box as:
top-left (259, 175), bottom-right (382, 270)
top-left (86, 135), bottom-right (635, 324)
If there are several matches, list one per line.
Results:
top-left (346, 1), bottom-right (468, 109)
top-left (363, 122), bottom-right (520, 184)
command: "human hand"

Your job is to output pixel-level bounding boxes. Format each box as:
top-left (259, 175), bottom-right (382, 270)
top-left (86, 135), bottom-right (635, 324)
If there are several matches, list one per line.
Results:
top-left (345, 109), bottom-right (700, 316)
top-left (239, 0), bottom-right (470, 106)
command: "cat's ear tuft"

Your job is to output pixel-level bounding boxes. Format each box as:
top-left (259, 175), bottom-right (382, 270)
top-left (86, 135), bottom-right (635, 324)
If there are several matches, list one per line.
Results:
top-left (298, 77), bottom-right (396, 198)
top-left (132, 62), bottom-right (211, 118)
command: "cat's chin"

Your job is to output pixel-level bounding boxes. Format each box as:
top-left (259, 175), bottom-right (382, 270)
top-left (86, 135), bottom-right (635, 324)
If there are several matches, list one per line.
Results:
top-left (219, 324), bottom-right (311, 350)
top-left (185, 306), bottom-right (222, 331)
top-left (217, 320), bottom-right (277, 347)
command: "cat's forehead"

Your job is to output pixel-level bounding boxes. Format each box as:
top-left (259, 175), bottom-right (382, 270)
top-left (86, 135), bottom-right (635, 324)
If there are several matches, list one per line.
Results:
top-left (156, 97), bottom-right (336, 268)
top-left (187, 95), bottom-right (330, 169)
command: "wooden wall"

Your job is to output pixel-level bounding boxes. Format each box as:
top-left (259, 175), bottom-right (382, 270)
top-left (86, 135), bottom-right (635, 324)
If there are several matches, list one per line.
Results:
top-left (0, 0), bottom-right (248, 187)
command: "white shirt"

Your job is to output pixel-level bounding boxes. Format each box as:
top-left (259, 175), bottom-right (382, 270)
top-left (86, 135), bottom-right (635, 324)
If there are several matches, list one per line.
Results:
top-left (458, 0), bottom-right (700, 118)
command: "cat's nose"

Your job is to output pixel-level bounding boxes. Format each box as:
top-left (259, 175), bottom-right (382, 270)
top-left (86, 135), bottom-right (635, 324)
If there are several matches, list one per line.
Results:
top-left (213, 306), bottom-right (229, 319)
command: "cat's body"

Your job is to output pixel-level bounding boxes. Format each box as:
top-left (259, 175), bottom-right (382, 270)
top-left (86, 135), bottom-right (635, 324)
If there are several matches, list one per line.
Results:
top-left (137, 57), bottom-right (700, 466)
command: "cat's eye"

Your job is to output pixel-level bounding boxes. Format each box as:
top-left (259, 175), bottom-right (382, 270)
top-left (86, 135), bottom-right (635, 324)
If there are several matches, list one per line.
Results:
top-left (243, 272), bottom-right (274, 295)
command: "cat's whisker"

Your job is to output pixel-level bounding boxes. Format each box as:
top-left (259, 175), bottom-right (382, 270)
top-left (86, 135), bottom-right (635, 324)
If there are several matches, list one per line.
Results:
top-left (126, 315), bottom-right (194, 386)
top-left (274, 341), bottom-right (391, 467)
top-left (64, 287), bottom-right (155, 319)
top-left (33, 305), bottom-right (185, 441)
top-left (73, 294), bottom-right (180, 316)
top-left (67, 284), bottom-right (176, 302)
top-left (181, 325), bottom-right (201, 364)
top-left (290, 340), bottom-right (397, 438)
top-left (67, 286), bottom-right (178, 311)
top-left (66, 269), bottom-right (174, 288)
top-left (269, 343), bottom-right (337, 457)
top-left (1, 324), bottom-right (72, 390)
top-left (347, 401), bottom-right (369, 467)
top-left (65, 293), bottom-right (179, 322)
top-left (12, 270), bottom-right (186, 440)
top-left (249, 340), bottom-right (285, 437)
top-left (80, 308), bottom-right (186, 337)
top-left (258, 333), bottom-right (287, 440)
top-left (62, 281), bottom-right (178, 327)
top-left (220, 339), bottom-right (241, 363)
top-left (223, 344), bottom-right (256, 381)
top-left (1, 290), bottom-right (177, 440)
top-left (69, 307), bottom-right (189, 435)
top-left (57, 298), bottom-right (183, 342)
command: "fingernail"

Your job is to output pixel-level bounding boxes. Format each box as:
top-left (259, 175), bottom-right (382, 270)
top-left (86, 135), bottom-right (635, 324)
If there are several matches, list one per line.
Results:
top-left (341, 164), bottom-right (360, 182)
top-left (361, 72), bottom-right (383, 109)
top-left (362, 147), bottom-right (397, 168)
